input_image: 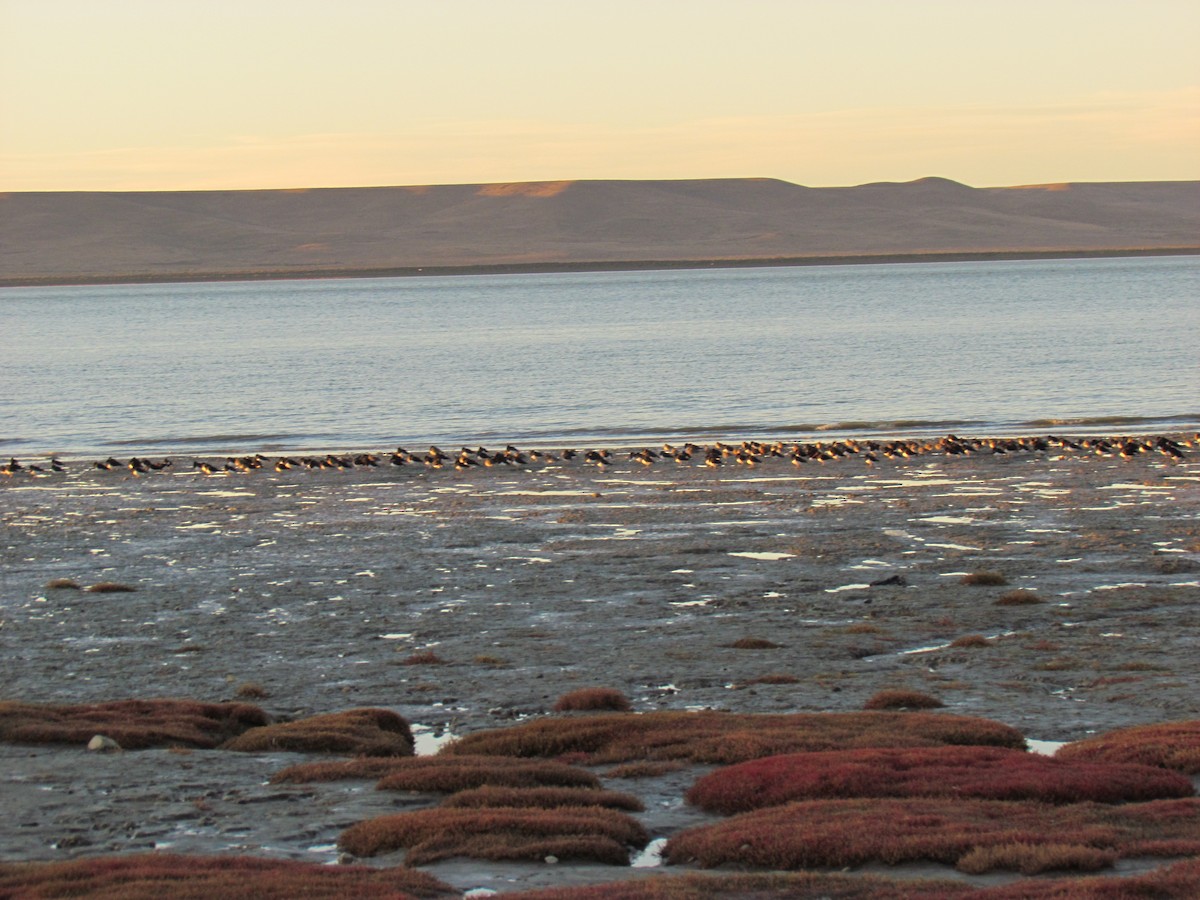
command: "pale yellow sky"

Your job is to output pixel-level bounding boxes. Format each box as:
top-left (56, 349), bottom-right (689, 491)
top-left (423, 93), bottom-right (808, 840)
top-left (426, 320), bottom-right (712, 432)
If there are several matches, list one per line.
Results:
top-left (2, 1), bottom-right (1197, 191)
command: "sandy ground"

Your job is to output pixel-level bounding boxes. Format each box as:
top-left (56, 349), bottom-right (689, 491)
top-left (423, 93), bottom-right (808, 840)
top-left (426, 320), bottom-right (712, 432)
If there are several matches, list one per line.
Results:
top-left (2, 438), bottom-right (1198, 893)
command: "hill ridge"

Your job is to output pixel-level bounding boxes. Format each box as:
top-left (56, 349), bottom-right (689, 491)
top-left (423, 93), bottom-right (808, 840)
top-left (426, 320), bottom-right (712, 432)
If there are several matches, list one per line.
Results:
top-left (2, 177), bottom-right (1197, 284)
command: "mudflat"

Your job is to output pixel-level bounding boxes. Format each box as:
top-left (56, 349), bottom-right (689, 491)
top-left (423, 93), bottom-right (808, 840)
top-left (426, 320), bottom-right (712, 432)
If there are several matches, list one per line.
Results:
top-left (1, 436), bottom-right (1197, 892)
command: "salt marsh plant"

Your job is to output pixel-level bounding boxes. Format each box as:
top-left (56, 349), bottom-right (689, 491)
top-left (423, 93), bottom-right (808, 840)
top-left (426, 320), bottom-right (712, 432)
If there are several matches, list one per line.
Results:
top-left (684, 745), bottom-right (1193, 814)
top-left (554, 688), bottom-right (632, 712)
top-left (960, 571), bottom-right (1008, 586)
top-left (373, 860), bottom-right (1200, 899)
top-left (949, 634), bottom-right (993, 648)
top-left (338, 806), bottom-right (649, 864)
top-left (441, 786), bottom-right (643, 812)
top-left (234, 682), bottom-right (268, 699)
top-left (273, 756), bottom-right (448, 784)
top-left (1035, 657), bottom-right (1081, 671)
top-left (443, 711), bottom-right (1025, 764)
top-left (723, 637), bottom-right (782, 649)
top-left (273, 755), bottom-right (601, 792)
top-left (957, 842), bottom-right (1117, 875)
top-left (484, 872), bottom-right (975, 899)
top-left (664, 797), bottom-right (1200, 872)
top-left (863, 689), bottom-right (944, 710)
top-left (375, 756), bottom-right (599, 793)
top-left (1115, 659), bottom-right (1169, 671)
top-left (1025, 639), bottom-right (1061, 651)
top-left (221, 708), bottom-right (414, 756)
top-left (996, 589), bottom-right (1043, 605)
top-left (1055, 719), bottom-right (1200, 773)
top-left (844, 622), bottom-right (886, 634)
top-left (0, 699), bottom-right (269, 749)
top-left (0, 854), bottom-right (455, 900)
top-left (603, 760), bottom-right (687, 779)
top-left (399, 650), bottom-right (446, 665)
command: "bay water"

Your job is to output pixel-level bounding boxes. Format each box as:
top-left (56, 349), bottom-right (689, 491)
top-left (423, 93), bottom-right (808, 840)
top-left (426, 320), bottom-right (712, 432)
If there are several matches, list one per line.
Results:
top-left (2, 255), bottom-right (1197, 457)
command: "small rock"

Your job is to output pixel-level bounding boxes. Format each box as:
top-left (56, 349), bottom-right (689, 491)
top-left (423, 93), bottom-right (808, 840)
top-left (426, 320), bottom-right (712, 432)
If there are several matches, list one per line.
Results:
top-left (337, 852), bottom-right (356, 865)
top-left (544, 855), bottom-right (559, 864)
top-left (87, 734), bottom-right (122, 753)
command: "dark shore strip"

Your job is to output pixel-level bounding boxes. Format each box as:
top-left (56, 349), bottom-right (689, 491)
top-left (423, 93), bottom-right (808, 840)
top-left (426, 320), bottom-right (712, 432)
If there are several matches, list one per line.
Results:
top-left (4, 432), bottom-right (1192, 479)
top-left (2, 247), bottom-right (1196, 288)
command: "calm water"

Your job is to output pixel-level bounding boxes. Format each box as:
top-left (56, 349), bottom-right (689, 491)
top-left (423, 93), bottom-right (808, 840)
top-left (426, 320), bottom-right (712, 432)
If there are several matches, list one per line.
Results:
top-left (2, 256), bottom-right (1198, 457)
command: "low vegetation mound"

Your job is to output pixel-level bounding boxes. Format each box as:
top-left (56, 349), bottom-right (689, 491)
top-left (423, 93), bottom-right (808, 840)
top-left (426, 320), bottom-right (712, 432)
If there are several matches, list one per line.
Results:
top-left (863, 689), bottom-right (944, 710)
top-left (221, 708), bottom-right (413, 756)
top-left (442, 786), bottom-right (644, 811)
top-left (377, 756), bottom-right (601, 793)
top-left (493, 857), bottom-right (1200, 899)
top-left (960, 571), bottom-right (1008, 586)
top-left (685, 745), bottom-right (1194, 814)
top-left (273, 754), bottom-right (600, 791)
top-left (399, 650), bottom-right (446, 665)
top-left (10, 851), bottom-right (1198, 900)
top-left (273, 756), bottom-right (437, 784)
top-left (949, 634), bottom-right (993, 648)
top-left (554, 687), bottom-right (632, 712)
top-left (0, 699), bottom-right (268, 749)
top-left (995, 589), bottom-right (1043, 605)
top-left (1054, 719), bottom-right (1200, 774)
top-left (664, 797), bottom-right (1200, 873)
top-left (338, 806), bottom-right (649, 865)
top-left (442, 711), bottom-right (1024, 765)
top-left (493, 870), bottom-right (975, 899)
top-left (723, 637), bottom-right (783, 649)
top-left (972, 856), bottom-right (1200, 898)
top-left (0, 853), bottom-right (455, 900)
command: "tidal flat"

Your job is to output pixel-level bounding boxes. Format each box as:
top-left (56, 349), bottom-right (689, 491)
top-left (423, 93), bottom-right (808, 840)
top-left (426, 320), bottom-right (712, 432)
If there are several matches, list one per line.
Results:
top-left (1, 438), bottom-right (1198, 893)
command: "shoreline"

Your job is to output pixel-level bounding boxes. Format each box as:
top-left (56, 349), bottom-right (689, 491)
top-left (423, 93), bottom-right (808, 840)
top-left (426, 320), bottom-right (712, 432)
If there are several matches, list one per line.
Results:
top-left (2, 246), bottom-right (1197, 289)
top-left (7, 424), bottom-right (1200, 470)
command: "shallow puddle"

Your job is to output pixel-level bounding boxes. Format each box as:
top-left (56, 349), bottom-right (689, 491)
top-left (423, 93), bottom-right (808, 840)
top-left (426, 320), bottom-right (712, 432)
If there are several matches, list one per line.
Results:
top-left (1026, 739), bottom-right (1069, 756)
top-left (631, 837), bottom-right (667, 868)
top-left (411, 724), bottom-right (458, 755)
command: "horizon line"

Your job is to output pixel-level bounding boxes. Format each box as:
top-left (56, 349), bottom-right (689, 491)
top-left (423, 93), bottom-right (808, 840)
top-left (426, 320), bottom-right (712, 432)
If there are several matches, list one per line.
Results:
top-left (5, 174), bottom-right (1200, 197)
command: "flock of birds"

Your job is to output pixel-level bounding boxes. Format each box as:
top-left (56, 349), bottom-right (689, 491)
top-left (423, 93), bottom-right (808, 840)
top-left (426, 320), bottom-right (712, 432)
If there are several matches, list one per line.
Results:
top-left (2, 433), bottom-right (1194, 480)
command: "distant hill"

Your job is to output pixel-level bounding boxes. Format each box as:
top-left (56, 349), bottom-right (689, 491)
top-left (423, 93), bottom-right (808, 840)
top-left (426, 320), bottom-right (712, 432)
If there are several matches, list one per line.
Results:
top-left (1, 177), bottom-right (1197, 284)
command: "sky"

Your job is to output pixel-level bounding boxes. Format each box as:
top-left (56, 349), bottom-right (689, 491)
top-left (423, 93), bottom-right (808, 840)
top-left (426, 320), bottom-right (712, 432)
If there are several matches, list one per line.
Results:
top-left (1, 1), bottom-right (1197, 192)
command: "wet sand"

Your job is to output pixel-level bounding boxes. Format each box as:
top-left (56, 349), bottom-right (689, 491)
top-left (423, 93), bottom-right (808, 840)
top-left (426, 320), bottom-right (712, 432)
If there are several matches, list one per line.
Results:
top-left (2, 437), bottom-right (1198, 893)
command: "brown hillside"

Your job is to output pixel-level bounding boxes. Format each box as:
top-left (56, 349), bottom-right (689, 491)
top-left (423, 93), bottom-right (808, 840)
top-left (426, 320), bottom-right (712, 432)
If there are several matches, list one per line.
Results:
top-left (1, 177), bottom-right (1196, 284)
